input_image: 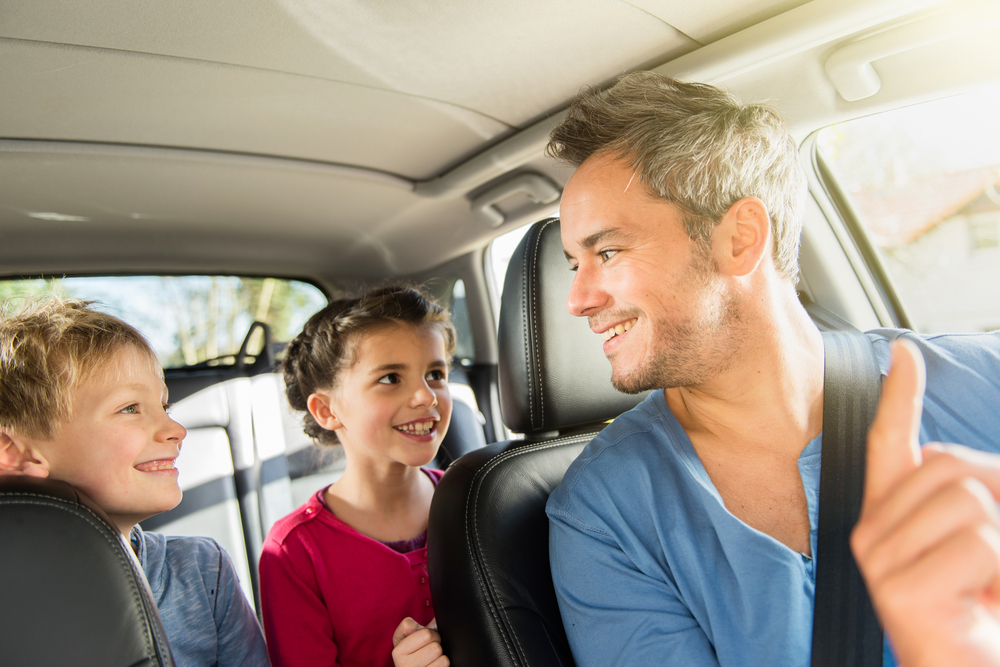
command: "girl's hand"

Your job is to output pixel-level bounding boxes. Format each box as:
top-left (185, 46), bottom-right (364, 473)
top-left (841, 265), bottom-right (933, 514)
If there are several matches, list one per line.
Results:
top-left (391, 617), bottom-right (450, 667)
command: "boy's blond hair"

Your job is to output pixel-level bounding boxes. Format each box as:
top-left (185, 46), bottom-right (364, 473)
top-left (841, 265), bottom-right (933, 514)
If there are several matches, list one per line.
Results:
top-left (0, 297), bottom-right (158, 439)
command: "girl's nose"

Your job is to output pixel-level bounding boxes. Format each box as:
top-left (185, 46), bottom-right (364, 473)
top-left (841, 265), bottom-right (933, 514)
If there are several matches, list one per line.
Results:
top-left (412, 381), bottom-right (438, 408)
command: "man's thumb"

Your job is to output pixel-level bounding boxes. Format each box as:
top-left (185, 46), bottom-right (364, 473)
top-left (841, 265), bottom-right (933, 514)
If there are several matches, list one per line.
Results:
top-left (864, 339), bottom-right (925, 509)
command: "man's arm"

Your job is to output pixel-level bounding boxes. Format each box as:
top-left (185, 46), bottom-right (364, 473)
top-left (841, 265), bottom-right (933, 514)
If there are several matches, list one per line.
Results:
top-left (852, 340), bottom-right (1000, 667)
top-left (548, 509), bottom-right (720, 667)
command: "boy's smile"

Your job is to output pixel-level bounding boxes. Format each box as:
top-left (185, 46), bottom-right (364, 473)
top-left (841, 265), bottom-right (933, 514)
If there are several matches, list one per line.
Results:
top-left (19, 345), bottom-right (186, 535)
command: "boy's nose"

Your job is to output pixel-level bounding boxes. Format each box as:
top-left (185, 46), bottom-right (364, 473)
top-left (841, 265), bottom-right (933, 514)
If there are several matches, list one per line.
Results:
top-left (163, 415), bottom-right (186, 442)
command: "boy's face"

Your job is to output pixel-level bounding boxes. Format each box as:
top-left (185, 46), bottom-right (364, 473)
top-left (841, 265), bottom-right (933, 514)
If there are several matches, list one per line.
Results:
top-left (25, 345), bottom-right (185, 535)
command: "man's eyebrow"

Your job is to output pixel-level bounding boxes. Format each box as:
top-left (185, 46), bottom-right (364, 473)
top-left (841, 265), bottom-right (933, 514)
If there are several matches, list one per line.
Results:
top-left (564, 227), bottom-right (631, 261)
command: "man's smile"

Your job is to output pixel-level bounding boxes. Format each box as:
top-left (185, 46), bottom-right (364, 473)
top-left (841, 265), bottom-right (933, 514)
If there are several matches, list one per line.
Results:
top-left (598, 318), bottom-right (637, 342)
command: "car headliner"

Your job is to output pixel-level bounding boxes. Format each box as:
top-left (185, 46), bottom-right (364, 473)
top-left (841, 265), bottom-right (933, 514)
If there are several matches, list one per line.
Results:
top-left (2, 0), bottom-right (999, 287)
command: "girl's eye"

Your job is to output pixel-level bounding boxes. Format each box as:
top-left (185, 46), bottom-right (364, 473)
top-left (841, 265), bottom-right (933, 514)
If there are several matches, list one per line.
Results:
top-left (163, 403), bottom-right (174, 413)
top-left (378, 373), bottom-right (400, 385)
top-left (427, 369), bottom-right (447, 382)
top-left (120, 404), bottom-right (139, 415)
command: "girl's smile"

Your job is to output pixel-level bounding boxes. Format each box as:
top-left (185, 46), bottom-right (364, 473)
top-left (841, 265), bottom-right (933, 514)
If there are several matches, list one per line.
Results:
top-left (308, 322), bottom-right (453, 471)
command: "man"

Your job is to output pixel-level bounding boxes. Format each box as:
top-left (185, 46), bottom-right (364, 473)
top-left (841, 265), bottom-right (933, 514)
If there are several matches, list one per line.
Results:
top-left (544, 71), bottom-right (1000, 667)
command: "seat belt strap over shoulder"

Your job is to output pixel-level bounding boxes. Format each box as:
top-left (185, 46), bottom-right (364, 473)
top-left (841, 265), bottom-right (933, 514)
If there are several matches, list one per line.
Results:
top-left (811, 330), bottom-right (884, 667)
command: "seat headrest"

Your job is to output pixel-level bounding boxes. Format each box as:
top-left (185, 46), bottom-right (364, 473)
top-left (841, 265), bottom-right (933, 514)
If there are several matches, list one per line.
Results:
top-left (0, 476), bottom-right (175, 667)
top-left (498, 218), bottom-right (648, 434)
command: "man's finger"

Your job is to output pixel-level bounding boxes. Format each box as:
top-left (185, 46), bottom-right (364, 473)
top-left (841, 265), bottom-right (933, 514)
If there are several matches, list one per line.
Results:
top-left (864, 339), bottom-right (925, 509)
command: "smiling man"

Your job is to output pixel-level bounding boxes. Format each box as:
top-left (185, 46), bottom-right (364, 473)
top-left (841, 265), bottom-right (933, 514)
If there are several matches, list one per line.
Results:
top-left (544, 72), bottom-right (1000, 667)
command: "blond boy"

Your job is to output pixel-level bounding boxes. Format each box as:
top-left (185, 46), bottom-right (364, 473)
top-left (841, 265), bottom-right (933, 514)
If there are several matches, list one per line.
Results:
top-left (0, 297), bottom-right (269, 667)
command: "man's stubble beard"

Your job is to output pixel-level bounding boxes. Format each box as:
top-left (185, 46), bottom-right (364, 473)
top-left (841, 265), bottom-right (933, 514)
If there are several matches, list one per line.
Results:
top-left (609, 274), bottom-right (746, 395)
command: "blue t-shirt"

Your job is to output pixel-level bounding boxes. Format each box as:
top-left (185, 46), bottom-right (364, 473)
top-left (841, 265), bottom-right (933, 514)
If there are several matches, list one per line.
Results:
top-left (131, 526), bottom-right (270, 667)
top-left (546, 330), bottom-right (1000, 667)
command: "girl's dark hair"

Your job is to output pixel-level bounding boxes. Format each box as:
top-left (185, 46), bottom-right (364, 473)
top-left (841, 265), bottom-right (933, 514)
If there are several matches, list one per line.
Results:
top-left (280, 285), bottom-right (457, 446)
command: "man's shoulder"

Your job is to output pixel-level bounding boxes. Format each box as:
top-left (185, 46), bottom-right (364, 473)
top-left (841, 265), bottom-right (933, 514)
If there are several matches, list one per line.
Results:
top-left (547, 391), bottom-right (690, 519)
top-left (866, 328), bottom-right (1000, 374)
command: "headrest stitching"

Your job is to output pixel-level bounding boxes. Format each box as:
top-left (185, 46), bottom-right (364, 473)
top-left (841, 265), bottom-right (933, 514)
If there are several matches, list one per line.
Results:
top-left (520, 224), bottom-right (535, 429)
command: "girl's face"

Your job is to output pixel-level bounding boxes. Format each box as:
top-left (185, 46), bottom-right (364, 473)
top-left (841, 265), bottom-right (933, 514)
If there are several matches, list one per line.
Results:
top-left (311, 323), bottom-right (452, 470)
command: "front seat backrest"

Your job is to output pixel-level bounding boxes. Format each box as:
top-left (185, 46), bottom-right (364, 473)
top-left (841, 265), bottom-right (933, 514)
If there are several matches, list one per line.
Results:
top-left (428, 218), bottom-right (648, 667)
top-left (0, 476), bottom-right (175, 667)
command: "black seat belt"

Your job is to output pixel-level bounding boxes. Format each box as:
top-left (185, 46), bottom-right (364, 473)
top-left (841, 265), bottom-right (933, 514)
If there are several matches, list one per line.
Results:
top-left (811, 329), bottom-right (884, 667)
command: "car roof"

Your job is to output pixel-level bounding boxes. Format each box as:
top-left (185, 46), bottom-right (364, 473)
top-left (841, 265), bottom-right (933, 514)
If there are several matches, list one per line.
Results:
top-left (3, 0), bottom-right (999, 288)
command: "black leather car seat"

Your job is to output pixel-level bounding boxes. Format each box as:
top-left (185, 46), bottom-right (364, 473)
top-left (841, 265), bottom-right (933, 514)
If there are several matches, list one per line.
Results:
top-left (427, 218), bottom-right (648, 667)
top-left (0, 476), bottom-right (175, 667)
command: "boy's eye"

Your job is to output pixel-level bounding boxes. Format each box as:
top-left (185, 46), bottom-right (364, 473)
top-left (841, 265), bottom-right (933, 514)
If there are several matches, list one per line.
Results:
top-left (426, 369), bottom-right (447, 382)
top-left (377, 373), bottom-right (400, 385)
top-left (120, 404), bottom-right (139, 415)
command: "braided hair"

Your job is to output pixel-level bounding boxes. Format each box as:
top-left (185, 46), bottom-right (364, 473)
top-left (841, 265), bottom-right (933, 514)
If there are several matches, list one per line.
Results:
top-left (280, 285), bottom-right (456, 446)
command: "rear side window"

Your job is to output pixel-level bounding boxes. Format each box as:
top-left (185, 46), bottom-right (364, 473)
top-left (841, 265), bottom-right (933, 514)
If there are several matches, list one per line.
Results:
top-left (817, 85), bottom-right (1000, 333)
top-left (0, 276), bottom-right (327, 369)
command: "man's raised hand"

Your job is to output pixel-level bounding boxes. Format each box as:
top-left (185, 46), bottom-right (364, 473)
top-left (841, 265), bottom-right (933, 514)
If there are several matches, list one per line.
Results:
top-left (852, 339), bottom-right (1000, 667)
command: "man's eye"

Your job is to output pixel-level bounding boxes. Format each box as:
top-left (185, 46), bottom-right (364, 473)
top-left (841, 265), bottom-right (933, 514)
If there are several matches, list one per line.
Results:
top-left (163, 403), bottom-right (174, 413)
top-left (569, 264), bottom-right (579, 272)
top-left (120, 404), bottom-right (139, 414)
top-left (599, 249), bottom-right (618, 262)
top-left (427, 369), bottom-right (447, 382)
top-left (378, 373), bottom-right (400, 385)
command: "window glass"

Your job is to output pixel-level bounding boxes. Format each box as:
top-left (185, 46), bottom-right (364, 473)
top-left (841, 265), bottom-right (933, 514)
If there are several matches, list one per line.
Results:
top-left (450, 279), bottom-right (475, 363)
top-left (817, 85), bottom-right (1000, 333)
top-left (0, 276), bottom-right (327, 369)
top-left (487, 223), bottom-right (534, 306)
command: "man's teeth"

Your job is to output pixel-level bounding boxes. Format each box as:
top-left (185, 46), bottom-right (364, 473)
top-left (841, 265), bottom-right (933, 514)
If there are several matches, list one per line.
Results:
top-left (601, 319), bottom-right (637, 342)
top-left (396, 420), bottom-right (435, 436)
top-left (135, 460), bottom-right (175, 472)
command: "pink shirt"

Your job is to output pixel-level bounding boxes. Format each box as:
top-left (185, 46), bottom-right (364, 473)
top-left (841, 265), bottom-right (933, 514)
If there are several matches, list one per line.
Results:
top-left (259, 471), bottom-right (442, 667)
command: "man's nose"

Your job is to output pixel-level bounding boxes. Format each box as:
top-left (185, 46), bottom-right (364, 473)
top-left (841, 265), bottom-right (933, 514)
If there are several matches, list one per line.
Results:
top-left (566, 263), bottom-right (607, 318)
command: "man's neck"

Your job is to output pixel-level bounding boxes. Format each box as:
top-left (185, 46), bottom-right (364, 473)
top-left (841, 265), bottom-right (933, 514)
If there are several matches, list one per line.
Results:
top-left (665, 288), bottom-right (825, 460)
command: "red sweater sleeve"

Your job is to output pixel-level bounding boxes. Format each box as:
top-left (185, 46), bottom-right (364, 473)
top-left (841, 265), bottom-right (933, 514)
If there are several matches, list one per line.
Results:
top-left (259, 531), bottom-right (342, 667)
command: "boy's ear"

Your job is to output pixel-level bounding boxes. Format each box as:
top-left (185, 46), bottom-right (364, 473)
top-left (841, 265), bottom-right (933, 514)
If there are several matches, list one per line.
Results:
top-left (0, 431), bottom-right (51, 478)
top-left (306, 392), bottom-right (344, 431)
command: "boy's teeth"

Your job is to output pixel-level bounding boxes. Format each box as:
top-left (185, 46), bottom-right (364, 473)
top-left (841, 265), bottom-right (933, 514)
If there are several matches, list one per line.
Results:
top-left (135, 460), bottom-right (175, 472)
top-left (396, 420), bottom-right (435, 435)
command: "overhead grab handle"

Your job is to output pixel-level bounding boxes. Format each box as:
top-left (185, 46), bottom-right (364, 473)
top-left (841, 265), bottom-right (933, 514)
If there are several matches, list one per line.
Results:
top-left (826, 0), bottom-right (1000, 102)
top-left (471, 173), bottom-right (561, 228)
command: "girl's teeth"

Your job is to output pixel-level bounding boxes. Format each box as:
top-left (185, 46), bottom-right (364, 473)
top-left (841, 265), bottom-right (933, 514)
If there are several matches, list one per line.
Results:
top-left (396, 420), bottom-right (434, 435)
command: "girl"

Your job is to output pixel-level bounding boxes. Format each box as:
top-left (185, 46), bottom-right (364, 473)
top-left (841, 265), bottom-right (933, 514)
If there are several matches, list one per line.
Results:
top-left (259, 286), bottom-right (454, 667)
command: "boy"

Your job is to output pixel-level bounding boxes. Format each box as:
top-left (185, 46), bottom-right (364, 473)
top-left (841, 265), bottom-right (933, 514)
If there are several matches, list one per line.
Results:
top-left (0, 297), bottom-right (270, 667)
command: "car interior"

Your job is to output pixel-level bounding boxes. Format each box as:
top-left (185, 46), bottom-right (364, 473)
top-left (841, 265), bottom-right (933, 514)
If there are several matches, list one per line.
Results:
top-left (3, 0), bottom-right (1000, 664)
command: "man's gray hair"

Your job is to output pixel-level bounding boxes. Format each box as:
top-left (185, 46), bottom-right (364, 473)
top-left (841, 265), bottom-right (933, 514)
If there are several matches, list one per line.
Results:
top-left (547, 71), bottom-right (807, 279)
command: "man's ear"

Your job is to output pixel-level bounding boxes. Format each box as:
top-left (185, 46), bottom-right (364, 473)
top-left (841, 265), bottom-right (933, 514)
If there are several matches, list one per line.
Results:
top-left (0, 431), bottom-right (51, 478)
top-left (306, 392), bottom-right (344, 431)
top-left (715, 197), bottom-right (771, 277)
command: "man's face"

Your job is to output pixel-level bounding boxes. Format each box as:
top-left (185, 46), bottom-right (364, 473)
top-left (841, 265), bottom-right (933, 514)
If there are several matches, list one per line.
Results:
top-left (23, 346), bottom-right (185, 534)
top-left (561, 153), bottom-right (743, 393)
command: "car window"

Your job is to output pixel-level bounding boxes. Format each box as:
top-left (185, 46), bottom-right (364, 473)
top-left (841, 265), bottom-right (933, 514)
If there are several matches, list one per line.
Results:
top-left (486, 222), bottom-right (535, 318)
top-left (0, 276), bottom-right (327, 369)
top-left (816, 85), bottom-right (1000, 333)
top-left (450, 278), bottom-right (475, 364)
